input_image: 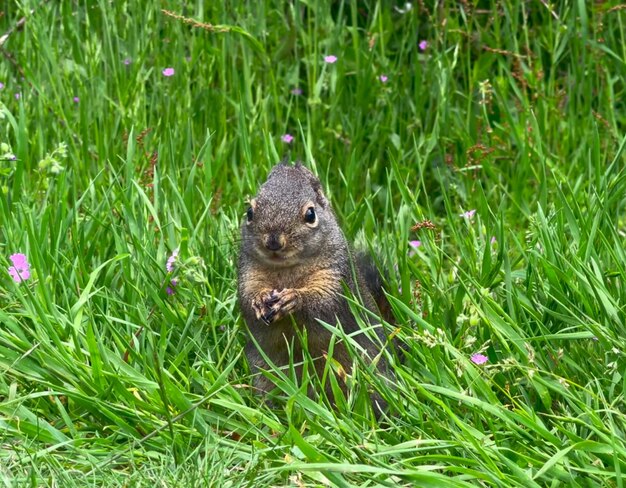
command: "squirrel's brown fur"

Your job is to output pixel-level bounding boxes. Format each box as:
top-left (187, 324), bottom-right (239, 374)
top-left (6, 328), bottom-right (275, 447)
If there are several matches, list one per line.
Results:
top-left (237, 162), bottom-right (392, 413)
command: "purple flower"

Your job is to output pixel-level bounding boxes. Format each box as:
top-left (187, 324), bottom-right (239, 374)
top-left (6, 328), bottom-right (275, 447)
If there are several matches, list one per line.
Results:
top-left (166, 248), bottom-right (179, 272)
top-left (281, 134), bottom-right (294, 144)
top-left (291, 87), bottom-right (303, 95)
top-left (379, 74), bottom-right (388, 83)
top-left (166, 279), bottom-right (178, 295)
top-left (324, 55), bottom-right (338, 64)
top-left (73, 96), bottom-right (80, 103)
top-left (8, 253), bottom-right (31, 283)
top-left (460, 209), bottom-right (476, 219)
top-left (14, 93), bottom-right (21, 100)
top-left (0, 82), bottom-right (4, 90)
top-left (123, 58), bottom-right (132, 65)
top-left (162, 67), bottom-right (175, 77)
top-left (471, 353), bottom-right (488, 365)
top-left (419, 40), bottom-right (428, 51)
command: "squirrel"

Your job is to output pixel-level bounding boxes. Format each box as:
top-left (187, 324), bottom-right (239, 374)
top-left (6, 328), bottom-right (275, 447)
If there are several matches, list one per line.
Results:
top-left (237, 161), bottom-right (394, 414)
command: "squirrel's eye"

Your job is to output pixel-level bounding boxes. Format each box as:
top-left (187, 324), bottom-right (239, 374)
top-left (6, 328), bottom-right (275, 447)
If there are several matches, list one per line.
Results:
top-left (304, 207), bottom-right (316, 224)
top-left (246, 207), bottom-right (254, 222)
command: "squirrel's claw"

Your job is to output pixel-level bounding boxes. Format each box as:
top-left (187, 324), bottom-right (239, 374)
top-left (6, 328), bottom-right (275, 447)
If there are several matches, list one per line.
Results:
top-left (252, 294), bottom-right (272, 324)
top-left (265, 291), bottom-right (281, 306)
top-left (261, 309), bottom-right (277, 324)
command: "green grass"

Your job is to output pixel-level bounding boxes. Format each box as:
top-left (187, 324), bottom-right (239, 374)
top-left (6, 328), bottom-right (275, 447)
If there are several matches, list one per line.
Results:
top-left (0, 0), bottom-right (625, 486)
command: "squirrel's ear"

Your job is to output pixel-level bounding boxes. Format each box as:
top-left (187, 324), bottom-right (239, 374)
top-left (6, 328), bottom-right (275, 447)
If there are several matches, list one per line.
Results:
top-left (313, 184), bottom-right (329, 209)
top-left (295, 163), bottom-right (329, 209)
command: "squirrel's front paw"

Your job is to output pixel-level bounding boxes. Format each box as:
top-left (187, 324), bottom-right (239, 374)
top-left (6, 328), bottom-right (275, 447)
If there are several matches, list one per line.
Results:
top-left (252, 290), bottom-right (278, 325)
top-left (265, 288), bottom-right (300, 323)
top-left (252, 288), bottom-right (300, 324)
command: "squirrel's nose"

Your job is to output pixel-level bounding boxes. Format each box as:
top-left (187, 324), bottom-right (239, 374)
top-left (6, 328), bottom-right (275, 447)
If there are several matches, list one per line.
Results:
top-left (264, 234), bottom-right (285, 251)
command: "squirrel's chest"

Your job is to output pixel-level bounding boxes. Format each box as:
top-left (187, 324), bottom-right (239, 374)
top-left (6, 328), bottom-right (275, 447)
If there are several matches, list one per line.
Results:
top-left (263, 269), bottom-right (304, 289)
top-left (243, 266), bottom-right (343, 295)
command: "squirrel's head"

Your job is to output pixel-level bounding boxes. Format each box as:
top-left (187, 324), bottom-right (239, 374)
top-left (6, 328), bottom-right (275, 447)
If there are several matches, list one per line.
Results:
top-left (241, 162), bottom-right (343, 268)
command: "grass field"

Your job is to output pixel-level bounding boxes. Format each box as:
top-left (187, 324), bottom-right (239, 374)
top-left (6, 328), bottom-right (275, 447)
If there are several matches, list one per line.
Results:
top-left (1, 1), bottom-right (625, 486)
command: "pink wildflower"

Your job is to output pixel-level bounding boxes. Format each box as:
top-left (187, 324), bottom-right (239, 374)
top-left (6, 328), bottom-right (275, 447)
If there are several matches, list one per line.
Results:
top-left (460, 209), bottom-right (476, 219)
top-left (409, 240), bottom-right (422, 256)
top-left (324, 55), bottom-right (338, 64)
top-left (419, 40), bottom-right (428, 51)
top-left (162, 67), bottom-right (175, 77)
top-left (281, 134), bottom-right (294, 144)
top-left (8, 253), bottom-right (31, 283)
top-left (471, 353), bottom-right (488, 365)
top-left (379, 74), bottom-right (388, 83)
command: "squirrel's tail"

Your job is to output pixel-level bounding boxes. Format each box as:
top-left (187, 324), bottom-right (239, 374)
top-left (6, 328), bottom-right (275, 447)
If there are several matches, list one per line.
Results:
top-left (355, 252), bottom-right (395, 325)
